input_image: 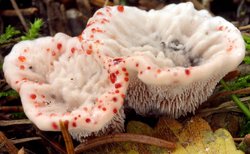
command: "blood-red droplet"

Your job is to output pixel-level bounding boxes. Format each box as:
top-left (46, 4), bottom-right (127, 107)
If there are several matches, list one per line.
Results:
top-left (124, 77), bottom-right (129, 82)
top-left (147, 66), bottom-right (151, 70)
top-left (96, 12), bottom-right (104, 16)
top-left (110, 73), bottom-right (116, 83)
top-left (57, 43), bottom-right (62, 50)
top-left (20, 65), bottom-right (25, 70)
top-left (112, 97), bottom-right (117, 102)
top-left (18, 56), bottom-right (26, 62)
top-left (185, 69), bottom-right (190, 76)
top-left (52, 51), bottom-right (56, 56)
top-left (52, 122), bottom-right (58, 130)
top-left (113, 58), bottom-right (123, 65)
top-left (121, 94), bottom-right (125, 98)
top-left (113, 108), bottom-right (118, 114)
top-left (122, 67), bottom-right (126, 72)
top-left (117, 5), bottom-right (124, 12)
top-left (72, 122), bottom-right (77, 127)
top-left (86, 50), bottom-right (92, 55)
top-left (30, 94), bottom-right (37, 99)
top-left (217, 26), bottom-right (223, 31)
top-left (71, 48), bottom-right (75, 54)
top-left (85, 118), bottom-right (91, 123)
top-left (102, 107), bottom-right (106, 111)
top-left (115, 83), bottom-right (122, 89)
top-left (78, 35), bottom-right (83, 41)
top-left (136, 63), bottom-right (139, 67)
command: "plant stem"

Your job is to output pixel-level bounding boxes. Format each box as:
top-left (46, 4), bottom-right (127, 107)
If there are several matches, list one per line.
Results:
top-left (74, 133), bottom-right (176, 153)
top-left (220, 79), bottom-right (250, 119)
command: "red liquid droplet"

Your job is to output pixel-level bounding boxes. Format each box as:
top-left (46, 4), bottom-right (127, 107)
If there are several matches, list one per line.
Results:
top-left (110, 73), bottom-right (116, 83)
top-left (117, 5), bottom-right (124, 12)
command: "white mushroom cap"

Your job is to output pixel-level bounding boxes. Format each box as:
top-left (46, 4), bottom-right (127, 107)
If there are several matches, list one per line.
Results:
top-left (3, 33), bottom-right (128, 141)
top-left (82, 3), bottom-right (245, 117)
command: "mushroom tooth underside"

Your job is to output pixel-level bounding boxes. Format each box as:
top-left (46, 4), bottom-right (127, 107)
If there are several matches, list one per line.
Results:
top-left (69, 108), bottom-right (125, 142)
top-left (126, 74), bottom-right (223, 118)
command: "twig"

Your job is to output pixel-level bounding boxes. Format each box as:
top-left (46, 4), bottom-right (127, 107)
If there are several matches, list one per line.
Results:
top-left (198, 96), bottom-right (250, 117)
top-left (90, 0), bottom-right (114, 7)
top-left (59, 120), bottom-right (75, 154)
top-left (0, 106), bottom-right (23, 113)
top-left (11, 137), bottom-right (41, 144)
top-left (104, 0), bottom-right (109, 7)
top-left (76, 0), bottom-right (92, 17)
top-left (0, 131), bottom-right (19, 154)
top-left (35, 128), bottom-right (67, 154)
top-left (74, 133), bottom-right (176, 153)
top-left (184, 0), bottom-right (204, 10)
top-left (0, 119), bottom-right (32, 126)
top-left (0, 7), bottom-right (38, 16)
top-left (10, 0), bottom-right (29, 32)
top-left (220, 80), bottom-right (250, 119)
top-left (207, 87), bottom-right (250, 103)
top-left (0, 16), bottom-right (3, 34)
top-left (234, 137), bottom-right (244, 142)
top-left (239, 25), bottom-right (250, 31)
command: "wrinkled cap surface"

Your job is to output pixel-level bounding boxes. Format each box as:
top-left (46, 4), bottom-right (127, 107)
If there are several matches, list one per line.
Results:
top-left (3, 33), bottom-right (128, 140)
top-left (81, 3), bottom-right (245, 117)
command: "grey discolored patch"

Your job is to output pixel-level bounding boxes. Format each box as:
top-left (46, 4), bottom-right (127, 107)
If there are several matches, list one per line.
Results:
top-left (167, 39), bottom-right (185, 51)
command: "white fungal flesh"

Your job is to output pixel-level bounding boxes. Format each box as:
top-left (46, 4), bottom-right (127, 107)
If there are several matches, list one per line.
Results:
top-left (83, 3), bottom-right (245, 117)
top-left (3, 33), bottom-right (128, 140)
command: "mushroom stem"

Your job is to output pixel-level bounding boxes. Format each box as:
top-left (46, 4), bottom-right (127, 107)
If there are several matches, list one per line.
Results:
top-left (74, 133), bottom-right (176, 153)
top-left (220, 79), bottom-right (250, 119)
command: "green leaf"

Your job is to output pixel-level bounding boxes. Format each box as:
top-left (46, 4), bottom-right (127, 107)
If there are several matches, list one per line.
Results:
top-left (243, 34), bottom-right (250, 51)
top-left (243, 34), bottom-right (250, 44)
top-left (225, 75), bottom-right (250, 91)
top-left (0, 25), bottom-right (20, 44)
top-left (0, 89), bottom-right (19, 98)
top-left (244, 56), bottom-right (250, 64)
top-left (21, 18), bottom-right (44, 40)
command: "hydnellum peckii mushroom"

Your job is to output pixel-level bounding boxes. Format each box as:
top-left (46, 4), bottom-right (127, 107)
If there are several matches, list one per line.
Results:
top-left (82, 2), bottom-right (245, 118)
top-left (3, 2), bottom-right (245, 141)
top-left (3, 33), bottom-right (129, 141)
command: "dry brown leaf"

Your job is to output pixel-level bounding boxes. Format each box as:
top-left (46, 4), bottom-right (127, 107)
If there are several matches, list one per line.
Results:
top-left (80, 116), bottom-right (243, 154)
